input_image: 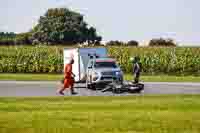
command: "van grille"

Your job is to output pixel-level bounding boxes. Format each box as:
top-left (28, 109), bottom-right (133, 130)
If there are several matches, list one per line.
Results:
top-left (101, 71), bottom-right (116, 76)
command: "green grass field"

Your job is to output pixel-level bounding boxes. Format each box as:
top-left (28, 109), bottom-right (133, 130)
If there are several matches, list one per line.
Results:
top-left (0, 73), bottom-right (200, 82)
top-left (0, 95), bottom-right (200, 133)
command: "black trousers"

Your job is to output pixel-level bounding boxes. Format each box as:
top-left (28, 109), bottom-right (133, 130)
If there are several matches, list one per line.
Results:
top-left (134, 73), bottom-right (140, 83)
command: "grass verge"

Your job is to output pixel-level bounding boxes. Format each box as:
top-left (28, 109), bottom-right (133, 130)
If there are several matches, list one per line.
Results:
top-left (0, 73), bottom-right (63, 81)
top-left (0, 73), bottom-right (200, 82)
top-left (0, 95), bottom-right (200, 133)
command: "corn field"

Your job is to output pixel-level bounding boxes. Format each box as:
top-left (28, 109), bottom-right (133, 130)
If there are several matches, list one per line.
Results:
top-left (108, 46), bottom-right (200, 75)
top-left (0, 46), bottom-right (200, 75)
top-left (0, 46), bottom-right (63, 73)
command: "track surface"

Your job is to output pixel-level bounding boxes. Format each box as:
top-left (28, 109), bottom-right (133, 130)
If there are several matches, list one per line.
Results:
top-left (0, 81), bottom-right (200, 97)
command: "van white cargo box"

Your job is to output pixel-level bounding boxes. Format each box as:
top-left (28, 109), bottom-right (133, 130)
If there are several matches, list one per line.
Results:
top-left (63, 48), bottom-right (107, 82)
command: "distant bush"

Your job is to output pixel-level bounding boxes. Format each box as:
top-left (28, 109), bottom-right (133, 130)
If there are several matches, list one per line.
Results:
top-left (105, 40), bottom-right (139, 46)
top-left (149, 38), bottom-right (177, 47)
top-left (106, 40), bottom-right (125, 46)
top-left (0, 32), bottom-right (32, 46)
top-left (126, 40), bottom-right (138, 46)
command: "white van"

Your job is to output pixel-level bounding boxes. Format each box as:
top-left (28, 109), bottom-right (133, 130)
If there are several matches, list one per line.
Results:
top-left (63, 48), bottom-right (107, 82)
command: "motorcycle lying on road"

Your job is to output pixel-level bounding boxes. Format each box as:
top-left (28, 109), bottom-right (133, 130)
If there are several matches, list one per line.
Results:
top-left (101, 77), bottom-right (144, 94)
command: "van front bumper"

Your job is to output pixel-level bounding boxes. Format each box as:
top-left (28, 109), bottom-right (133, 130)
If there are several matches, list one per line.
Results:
top-left (92, 75), bottom-right (123, 84)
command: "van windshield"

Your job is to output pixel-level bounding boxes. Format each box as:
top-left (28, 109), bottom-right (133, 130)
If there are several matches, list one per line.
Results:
top-left (94, 61), bottom-right (117, 68)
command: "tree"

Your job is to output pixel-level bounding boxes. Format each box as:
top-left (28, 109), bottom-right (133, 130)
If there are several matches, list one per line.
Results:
top-left (149, 38), bottom-right (177, 47)
top-left (0, 32), bottom-right (17, 46)
top-left (31, 8), bottom-right (102, 45)
top-left (106, 40), bottom-right (125, 46)
top-left (15, 32), bottom-right (32, 45)
top-left (126, 40), bottom-right (139, 46)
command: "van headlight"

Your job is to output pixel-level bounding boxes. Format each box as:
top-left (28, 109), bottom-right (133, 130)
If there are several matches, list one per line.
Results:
top-left (115, 71), bottom-right (123, 76)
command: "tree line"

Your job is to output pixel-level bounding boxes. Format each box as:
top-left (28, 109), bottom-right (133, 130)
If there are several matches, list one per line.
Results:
top-left (0, 32), bottom-right (31, 45)
top-left (0, 8), bottom-right (177, 47)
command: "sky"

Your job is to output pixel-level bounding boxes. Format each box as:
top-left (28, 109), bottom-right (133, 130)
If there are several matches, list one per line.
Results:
top-left (0, 0), bottom-right (200, 46)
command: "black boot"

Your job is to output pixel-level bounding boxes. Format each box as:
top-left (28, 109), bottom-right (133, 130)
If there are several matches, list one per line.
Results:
top-left (70, 88), bottom-right (78, 95)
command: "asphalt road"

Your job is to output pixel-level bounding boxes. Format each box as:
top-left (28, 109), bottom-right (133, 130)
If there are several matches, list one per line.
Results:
top-left (0, 81), bottom-right (200, 97)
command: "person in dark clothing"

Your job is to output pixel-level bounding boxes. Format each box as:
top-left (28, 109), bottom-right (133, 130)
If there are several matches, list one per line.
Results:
top-left (132, 56), bottom-right (142, 84)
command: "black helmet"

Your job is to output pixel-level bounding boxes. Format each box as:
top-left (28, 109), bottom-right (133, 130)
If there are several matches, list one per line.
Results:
top-left (134, 56), bottom-right (140, 62)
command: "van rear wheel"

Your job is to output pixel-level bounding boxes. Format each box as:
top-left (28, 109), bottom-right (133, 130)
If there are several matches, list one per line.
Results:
top-left (86, 79), bottom-right (93, 89)
top-left (86, 80), bottom-right (90, 89)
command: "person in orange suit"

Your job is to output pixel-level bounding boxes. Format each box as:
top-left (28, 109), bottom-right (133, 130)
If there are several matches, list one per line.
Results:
top-left (57, 58), bottom-right (77, 95)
